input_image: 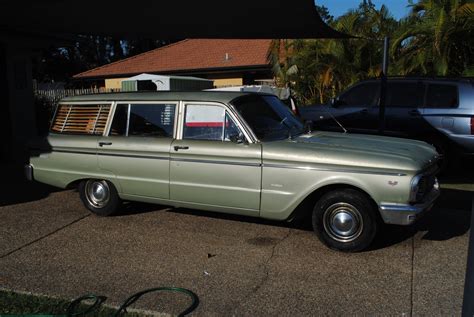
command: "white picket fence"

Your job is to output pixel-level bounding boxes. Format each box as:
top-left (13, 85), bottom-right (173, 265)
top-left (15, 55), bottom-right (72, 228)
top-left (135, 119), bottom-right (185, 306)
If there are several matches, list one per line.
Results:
top-left (35, 88), bottom-right (118, 105)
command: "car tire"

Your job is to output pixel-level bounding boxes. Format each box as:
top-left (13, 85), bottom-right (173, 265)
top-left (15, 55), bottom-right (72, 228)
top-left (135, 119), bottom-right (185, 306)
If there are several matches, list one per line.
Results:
top-left (312, 189), bottom-right (378, 252)
top-left (79, 179), bottom-right (121, 216)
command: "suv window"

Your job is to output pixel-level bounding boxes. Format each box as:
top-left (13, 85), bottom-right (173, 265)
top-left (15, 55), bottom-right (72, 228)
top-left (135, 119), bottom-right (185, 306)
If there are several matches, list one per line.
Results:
top-left (425, 84), bottom-right (458, 108)
top-left (385, 82), bottom-right (424, 108)
top-left (183, 104), bottom-right (240, 141)
top-left (109, 103), bottom-right (175, 137)
top-left (338, 82), bottom-right (379, 106)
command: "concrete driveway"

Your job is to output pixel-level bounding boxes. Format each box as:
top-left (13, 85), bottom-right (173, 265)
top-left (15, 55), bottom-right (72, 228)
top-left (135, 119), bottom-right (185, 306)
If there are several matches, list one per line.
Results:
top-left (0, 165), bottom-right (472, 316)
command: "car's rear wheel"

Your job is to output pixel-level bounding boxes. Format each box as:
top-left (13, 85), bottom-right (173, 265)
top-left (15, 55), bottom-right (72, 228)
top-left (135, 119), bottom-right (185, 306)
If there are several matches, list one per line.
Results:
top-left (79, 179), bottom-right (121, 216)
top-left (312, 189), bottom-right (378, 252)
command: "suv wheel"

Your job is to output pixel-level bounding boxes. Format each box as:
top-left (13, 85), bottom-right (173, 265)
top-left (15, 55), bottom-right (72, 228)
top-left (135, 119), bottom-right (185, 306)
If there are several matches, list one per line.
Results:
top-left (312, 189), bottom-right (378, 252)
top-left (79, 179), bottom-right (121, 216)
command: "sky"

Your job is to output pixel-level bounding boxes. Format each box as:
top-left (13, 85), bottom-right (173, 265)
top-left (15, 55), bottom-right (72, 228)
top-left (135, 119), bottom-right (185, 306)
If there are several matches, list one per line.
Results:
top-left (316, 0), bottom-right (412, 20)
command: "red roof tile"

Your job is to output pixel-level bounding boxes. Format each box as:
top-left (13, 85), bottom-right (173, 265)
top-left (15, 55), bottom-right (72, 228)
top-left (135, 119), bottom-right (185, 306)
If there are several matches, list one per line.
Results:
top-left (74, 39), bottom-right (272, 79)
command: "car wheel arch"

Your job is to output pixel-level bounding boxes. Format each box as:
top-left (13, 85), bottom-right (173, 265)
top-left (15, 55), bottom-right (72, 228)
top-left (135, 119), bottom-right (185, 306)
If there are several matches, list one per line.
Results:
top-left (66, 177), bottom-right (122, 193)
top-left (287, 182), bottom-right (379, 224)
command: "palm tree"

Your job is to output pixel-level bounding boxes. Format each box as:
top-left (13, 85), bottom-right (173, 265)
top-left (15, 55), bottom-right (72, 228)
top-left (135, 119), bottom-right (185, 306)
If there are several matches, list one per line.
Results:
top-left (392, 0), bottom-right (474, 76)
top-left (292, 3), bottom-right (397, 104)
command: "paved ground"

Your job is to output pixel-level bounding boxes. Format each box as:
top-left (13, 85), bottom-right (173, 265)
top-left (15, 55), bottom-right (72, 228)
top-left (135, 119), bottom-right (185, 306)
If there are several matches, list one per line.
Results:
top-left (0, 164), bottom-right (472, 316)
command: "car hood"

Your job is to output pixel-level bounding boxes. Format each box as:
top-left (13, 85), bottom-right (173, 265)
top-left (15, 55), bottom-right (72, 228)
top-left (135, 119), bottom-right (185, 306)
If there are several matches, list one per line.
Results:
top-left (262, 131), bottom-right (439, 173)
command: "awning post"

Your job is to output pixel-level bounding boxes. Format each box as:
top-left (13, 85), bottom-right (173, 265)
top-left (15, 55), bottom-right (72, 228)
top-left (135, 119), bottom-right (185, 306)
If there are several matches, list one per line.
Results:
top-left (462, 198), bottom-right (474, 316)
top-left (378, 36), bottom-right (389, 135)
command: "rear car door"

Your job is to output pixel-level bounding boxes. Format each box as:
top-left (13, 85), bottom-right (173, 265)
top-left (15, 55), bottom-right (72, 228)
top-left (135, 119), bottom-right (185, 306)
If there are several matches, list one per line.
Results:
top-left (97, 102), bottom-right (177, 199)
top-left (169, 102), bottom-right (261, 215)
top-left (384, 81), bottom-right (430, 137)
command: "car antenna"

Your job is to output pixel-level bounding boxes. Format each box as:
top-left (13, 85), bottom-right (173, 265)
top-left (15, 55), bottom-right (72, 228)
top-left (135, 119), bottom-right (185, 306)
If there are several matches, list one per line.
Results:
top-left (321, 102), bottom-right (347, 133)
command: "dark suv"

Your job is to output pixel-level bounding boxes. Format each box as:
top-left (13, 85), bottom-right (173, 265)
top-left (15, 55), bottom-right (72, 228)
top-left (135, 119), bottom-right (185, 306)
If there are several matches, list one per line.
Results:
top-left (299, 77), bottom-right (474, 164)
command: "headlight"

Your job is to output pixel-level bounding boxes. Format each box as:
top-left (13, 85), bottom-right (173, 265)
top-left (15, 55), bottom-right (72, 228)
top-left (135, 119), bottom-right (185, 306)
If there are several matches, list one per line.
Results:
top-left (410, 174), bottom-right (438, 203)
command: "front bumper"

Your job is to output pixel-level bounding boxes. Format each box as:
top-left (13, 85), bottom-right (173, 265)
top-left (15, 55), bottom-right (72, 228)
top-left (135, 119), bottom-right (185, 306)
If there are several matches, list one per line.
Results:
top-left (379, 183), bottom-right (440, 225)
top-left (24, 164), bottom-right (34, 181)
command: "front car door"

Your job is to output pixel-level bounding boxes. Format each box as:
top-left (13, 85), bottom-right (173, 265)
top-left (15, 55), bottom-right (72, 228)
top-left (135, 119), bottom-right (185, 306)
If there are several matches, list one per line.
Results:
top-left (97, 102), bottom-right (177, 199)
top-left (170, 102), bottom-right (261, 216)
top-left (325, 81), bottom-right (380, 133)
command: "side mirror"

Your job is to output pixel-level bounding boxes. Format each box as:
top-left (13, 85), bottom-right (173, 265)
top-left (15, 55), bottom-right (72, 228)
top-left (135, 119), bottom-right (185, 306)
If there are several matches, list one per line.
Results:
top-left (330, 97), bottom-right (342, 108)
top-left (304, 120), bottom-right (313, 134)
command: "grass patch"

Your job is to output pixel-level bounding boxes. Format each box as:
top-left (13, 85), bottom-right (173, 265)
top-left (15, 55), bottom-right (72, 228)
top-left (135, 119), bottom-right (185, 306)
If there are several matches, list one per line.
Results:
top-left (0, 290), bottom-right (144, 316)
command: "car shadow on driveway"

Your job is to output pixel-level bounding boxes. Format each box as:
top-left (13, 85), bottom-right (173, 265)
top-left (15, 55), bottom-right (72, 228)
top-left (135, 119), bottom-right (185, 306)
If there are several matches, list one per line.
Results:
top-left (370, 187), bottom-right (472, 251)
top-left (0, 164), bottom-right (60, 207)
top-left (119, 186), bottom-right (472, 252)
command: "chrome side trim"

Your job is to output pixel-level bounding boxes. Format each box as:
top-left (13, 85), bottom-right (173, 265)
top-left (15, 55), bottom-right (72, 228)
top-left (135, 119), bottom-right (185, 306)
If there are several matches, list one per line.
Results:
top-left (263, 163), bottom-right (407, 176)
top-left (99, 153), bottom-right (169, 160)
top-left (52, 149), bottom-right (169, 160)
top-left (170, 157), bottom-right (261, 167)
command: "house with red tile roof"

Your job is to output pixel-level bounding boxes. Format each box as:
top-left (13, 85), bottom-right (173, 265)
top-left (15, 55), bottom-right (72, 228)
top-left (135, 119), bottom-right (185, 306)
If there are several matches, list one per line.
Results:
top-left (73, 39), bottom-right (274, 89)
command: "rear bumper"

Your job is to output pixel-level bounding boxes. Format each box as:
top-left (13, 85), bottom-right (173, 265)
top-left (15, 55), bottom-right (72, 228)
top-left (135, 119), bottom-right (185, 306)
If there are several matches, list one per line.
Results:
top-left (24, 164), bottom-right (34, 181)
top-left (379, 184), bottom-right (440, 225)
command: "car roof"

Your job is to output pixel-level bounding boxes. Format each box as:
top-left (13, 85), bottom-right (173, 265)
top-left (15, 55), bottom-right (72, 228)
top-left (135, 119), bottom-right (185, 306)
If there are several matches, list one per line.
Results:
top-left (60, 91), bottom-right (273, 103)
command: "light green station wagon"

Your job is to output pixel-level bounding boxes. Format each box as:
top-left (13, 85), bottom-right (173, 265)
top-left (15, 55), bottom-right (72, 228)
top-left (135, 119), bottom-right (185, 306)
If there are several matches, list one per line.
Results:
top-left (26, 91), bottom-right (440, 251)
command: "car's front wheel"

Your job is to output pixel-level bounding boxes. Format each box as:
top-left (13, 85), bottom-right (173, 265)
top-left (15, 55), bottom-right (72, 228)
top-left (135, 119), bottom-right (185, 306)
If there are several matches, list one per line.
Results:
top-left (312, 189), bottom-right (378, 252)
top-left (79, 179), bottom-right (121, 216)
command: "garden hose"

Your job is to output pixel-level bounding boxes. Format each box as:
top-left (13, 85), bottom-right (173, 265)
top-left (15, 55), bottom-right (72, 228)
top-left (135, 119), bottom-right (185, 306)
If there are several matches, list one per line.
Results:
top-left (66, 294), bottom-right (107, 316)
top-left (66, 287), bottom-right (199, 317)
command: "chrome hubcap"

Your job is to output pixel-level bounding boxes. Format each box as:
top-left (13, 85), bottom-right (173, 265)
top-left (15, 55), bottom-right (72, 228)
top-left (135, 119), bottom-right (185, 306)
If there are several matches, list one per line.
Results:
top-left (323, 203), bottom-right (363, 242)
top-left (85, 180), bottom-right (110, 208)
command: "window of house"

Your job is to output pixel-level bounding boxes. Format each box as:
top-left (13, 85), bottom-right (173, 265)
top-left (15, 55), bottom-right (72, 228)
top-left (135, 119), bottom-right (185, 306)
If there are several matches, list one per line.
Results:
top-left (109, 103), bottom-right (175, 137)
top-left (183, 104), bottom-right (241, 141)
top-left (425, 84), bottom-right (459, 108)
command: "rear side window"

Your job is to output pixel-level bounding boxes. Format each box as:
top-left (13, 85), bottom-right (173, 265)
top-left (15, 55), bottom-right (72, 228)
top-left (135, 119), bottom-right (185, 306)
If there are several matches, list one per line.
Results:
top-left (109, 103), bottom-right (176, 137)
top-left (338, 82), bottom-right (379, 106)
top-left (51, 104), bottom-right (111, 135)
top-left (425, 84), bottom-right (458, 108)
top-left (386, 82), bottom-right (424, 108)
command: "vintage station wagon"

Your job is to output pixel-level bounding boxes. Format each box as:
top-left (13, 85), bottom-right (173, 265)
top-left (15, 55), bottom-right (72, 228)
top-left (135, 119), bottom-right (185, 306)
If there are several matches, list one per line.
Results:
top-left (26, 91), bottom-right (440, 251)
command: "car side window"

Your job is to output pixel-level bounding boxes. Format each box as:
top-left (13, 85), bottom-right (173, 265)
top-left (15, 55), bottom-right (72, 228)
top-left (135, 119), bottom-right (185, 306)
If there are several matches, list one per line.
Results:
top-left (338, 82), bottom-right (379, 107)
top-left (109, 103), bottom-right (175, 137)
top-left (425, 84), bottom-right (458, 108)
top-left (110, 104), bottom-right (128, 136)
top-left (183, 104), bottom-right (241, 141)
top-left (386, 82), bottom-right (424, 108)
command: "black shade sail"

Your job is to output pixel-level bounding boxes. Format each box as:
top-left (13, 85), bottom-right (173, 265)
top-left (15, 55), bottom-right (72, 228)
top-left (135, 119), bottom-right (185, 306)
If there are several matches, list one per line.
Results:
top-left (1, 0), bottom-right (349, 39)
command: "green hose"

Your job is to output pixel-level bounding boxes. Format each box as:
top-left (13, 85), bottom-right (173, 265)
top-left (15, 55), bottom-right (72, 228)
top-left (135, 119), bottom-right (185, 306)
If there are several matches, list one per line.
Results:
top-left (66, 287), bottom-right (199, 317)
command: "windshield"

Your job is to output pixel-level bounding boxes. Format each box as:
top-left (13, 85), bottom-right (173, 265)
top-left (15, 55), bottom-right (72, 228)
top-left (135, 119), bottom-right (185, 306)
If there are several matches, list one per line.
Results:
top-left (231, 95), bottom-right (304, 141)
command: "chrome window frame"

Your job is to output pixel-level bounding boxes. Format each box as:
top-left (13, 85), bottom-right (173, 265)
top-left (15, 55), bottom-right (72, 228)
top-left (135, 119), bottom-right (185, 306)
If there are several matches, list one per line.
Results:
top-left (177, 101), bottom-right (254, 143)
top-left (105, 101), bottom-right (179, 138)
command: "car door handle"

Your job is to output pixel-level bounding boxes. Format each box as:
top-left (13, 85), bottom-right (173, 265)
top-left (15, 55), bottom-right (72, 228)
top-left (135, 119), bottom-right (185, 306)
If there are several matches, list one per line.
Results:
top-left (174, 146), bottom-right (189, 151)
top-left (99, 142), bottom-right (113, 147)
top-left (360, 109), bottom-right (368, 114)
top-left (409, 110), bottom-right (420, 116)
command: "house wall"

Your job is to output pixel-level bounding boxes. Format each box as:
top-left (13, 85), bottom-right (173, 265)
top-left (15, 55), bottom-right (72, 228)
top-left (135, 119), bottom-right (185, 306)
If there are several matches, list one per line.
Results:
top-left (105, 77), bottom-right (127, 90)
top-left (212, 77), bottom-right (243, 87)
